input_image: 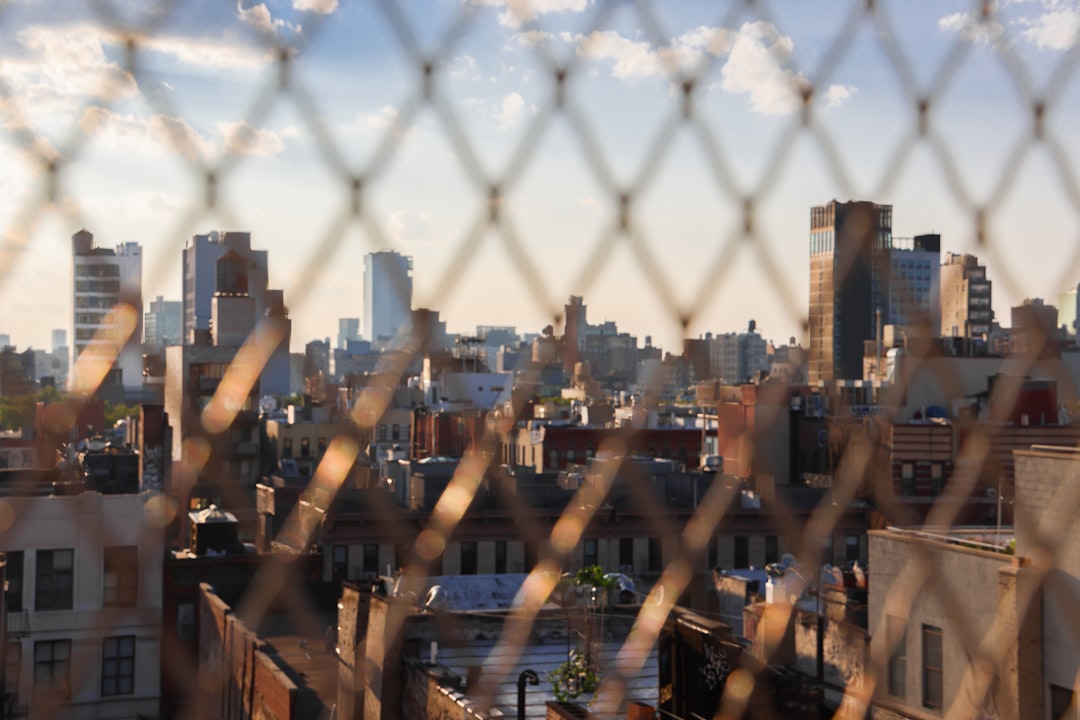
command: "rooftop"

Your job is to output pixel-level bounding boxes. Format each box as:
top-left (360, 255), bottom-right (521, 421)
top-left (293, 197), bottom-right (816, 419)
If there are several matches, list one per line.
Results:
top-left (877, 525), bottom-right (1016, 554)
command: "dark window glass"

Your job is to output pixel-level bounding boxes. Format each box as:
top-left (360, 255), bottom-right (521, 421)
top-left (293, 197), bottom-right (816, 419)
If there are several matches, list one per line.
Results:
top-left (331, 545), bottom-right (348, 580)
top-left (33, 639), bottom-right (70, 699)
top-left (734, 536), bottom-right (749, 569)
top-left (363, 544), bottom-right (379, 576)
top-left (101, 635), bottom-right (136, 696)
top-left (35, 549), bottom-right (73, 611)
top-left (648, 538), bottom-right (662, 573)
top-left (619, 538), bottom-right (634, 570)
top-left (300, 437), bottom-right (311, 458)
top-left (282, 437), bottom-right (293, 458)
top-left (764, 536), bottom-right (779, 565)
top-left (494, 541), bottom-right (507, 574)
top-left (4, 550), bottom-right (24, 611)
top-left (922, 625), bottom-right (943, 710)
top-left (104, 546), bottom-right (138, 607)
top-left (524, 541), bottom-right (539, 572)
top-left (461, 542), bottom-right (478, 575)
top-left (888, 616), bottom-right (906, 697)
top-left (317, 437), bottom-right (327, 456)
top-left (583, 539), bottom-right (598, 568)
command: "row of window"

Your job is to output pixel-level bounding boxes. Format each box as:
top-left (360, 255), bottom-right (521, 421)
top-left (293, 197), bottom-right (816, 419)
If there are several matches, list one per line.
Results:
top-left (74, 279), bottom-right (121, 294)
top-left (3, 547), bottom-right (138, 612)
top-left (281, 436), bottom-right (328, 459)
top-left (7, 636), bottom-right (136, 702)
top-left (329, 535), bottom-right (862, 579)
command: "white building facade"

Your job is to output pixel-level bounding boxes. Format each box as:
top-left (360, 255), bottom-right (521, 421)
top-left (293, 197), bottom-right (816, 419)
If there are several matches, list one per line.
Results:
top-left (363, 250), bottom-right (413, 344)
top-left (1, 490), bottom-right (162, 718)
top-left (71, 231), bottom-right (142, 392)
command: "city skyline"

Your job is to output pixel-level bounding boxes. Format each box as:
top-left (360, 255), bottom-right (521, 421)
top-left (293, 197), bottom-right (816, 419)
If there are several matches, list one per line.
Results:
top-left (2, 0), bottom-right (1080, 353)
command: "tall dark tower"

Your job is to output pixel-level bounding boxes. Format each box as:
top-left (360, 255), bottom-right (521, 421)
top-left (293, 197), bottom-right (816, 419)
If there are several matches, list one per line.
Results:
top-left (808, 200), bottom-right (892, 383)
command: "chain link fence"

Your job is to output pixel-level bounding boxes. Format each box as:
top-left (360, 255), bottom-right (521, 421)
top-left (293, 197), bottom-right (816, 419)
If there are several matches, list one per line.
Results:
top-left (3, 0), bottom-right (1080, 718)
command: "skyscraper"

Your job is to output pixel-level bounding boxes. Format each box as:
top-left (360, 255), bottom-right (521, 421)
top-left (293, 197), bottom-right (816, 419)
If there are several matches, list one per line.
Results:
top-left (182, 231), bottom-right (268, 345)
top-left (888, 233), bottom-right (941, 335)
top-left (144, 296), bottom-right (182, 348)
top-left (72, 229), bottom-right (143, 392)
top-left (51, 329), bottom-right (67, 354)
top-left (808, 200), bottom-right (892, 384)
top-left (940, 253), bottom-right (993, 338)
top-left (363, 250), bottom-right (413, 343)
top-left (338, 317), bottom-right (360, 350)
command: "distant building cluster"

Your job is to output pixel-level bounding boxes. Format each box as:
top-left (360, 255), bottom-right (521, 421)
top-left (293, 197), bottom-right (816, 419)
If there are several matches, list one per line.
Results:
top-left (5, 204), bottom-right (1080, 718)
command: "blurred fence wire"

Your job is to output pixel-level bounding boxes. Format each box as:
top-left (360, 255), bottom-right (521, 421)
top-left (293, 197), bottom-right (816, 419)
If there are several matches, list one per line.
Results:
top-left (3, 0), bottom-right (1080, 718)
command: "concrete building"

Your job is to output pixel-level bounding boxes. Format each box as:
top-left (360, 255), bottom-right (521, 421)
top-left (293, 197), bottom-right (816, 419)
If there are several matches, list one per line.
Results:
top-left (1014, 446), bottom-right (1080, 718)
top-left (71, 229), bottom-right (143, 392)
top-left (1058, 284), bottom-right (1079, 338)
top-left (868, 526), bottom-right (1040, 720)
top-left (707, 321), bottom-right (769, 385)
top-left (808, 200), bottom-right (893, 383)
top-left (940, 252), bottom-right (992, 338)
top-left (51, 329), bottom-right (66, 355)
top-left (1011, 297), bottom-right (1059, 357)
top-left (889, 233), bottom-right (941, 335)
top-left (0, 484), bottom-right (163, 718)
top-left (181, 232), bottom-right (291, 395)
top-left (144, 295), bottom-right (182, 349)
top-left (337, 317), bottom-right (360, 350)
top-left (363, 250), bottom-right (413, 344)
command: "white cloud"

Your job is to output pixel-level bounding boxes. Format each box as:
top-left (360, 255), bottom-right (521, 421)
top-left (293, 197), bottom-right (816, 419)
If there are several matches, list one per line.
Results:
top-left (366, 105), bottom-right (401, 129)
top-left (1018, 7), bottom-right (1080, 49)
top-left (938, 11), bottom-right (1005, 44)
top-left (79, 107), bottom-right (285, 161)
top-left (386, 209), bottom-right (442, 246)
top-left (577, 22), bottom-right (839, 115)
top-left (137, 34), bottom-right (272, 70)
top-left (473, 0), bottom-right (592, 28)
top-left (824, 83), bottom-right (856, 108)
top-left (446, 54), bottom-right (481, 80)
top-left (218, 120), bottom-right (285, 157)
top-left (498, 92), bottom-right (525, 129)
top-left (236, 0), bottom-right (300, 37)
top-left (293, 0), bottom-right (338, 14)
top-left (719, 21), bottom-right (803, 115)
top-left (0, 25), bottom-right (136, 128)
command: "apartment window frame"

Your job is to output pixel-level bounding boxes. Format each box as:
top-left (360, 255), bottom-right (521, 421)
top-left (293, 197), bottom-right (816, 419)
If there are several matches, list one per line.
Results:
top-left (647, 538), bottom-right (662, 573)
top-left (35, 549), bottom-right (74, 611)
top-left (619, 538), bottom-right (634, 571)
top-left (101, 635), bottom-right (136, 697)
top-left (331, 545), bottom-right (348, 580)
top-left (764, 535), bottom-right (779, 565)
top-left (103, 546), bottom-right (139, 608)
top-left (33, 639), bottom-right (71, 699)
top-left (362, 544), bottom-right (379, 576)
top-left (733, 536), bottom-right (750, 569)
top-left (922, 624), bottom-right (943, 710)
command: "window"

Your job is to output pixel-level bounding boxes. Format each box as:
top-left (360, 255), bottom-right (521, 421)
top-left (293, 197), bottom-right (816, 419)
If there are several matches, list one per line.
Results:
top-left (887, 616), bottom-right (906, 697)
top-left (764, 536), bottom-right (779, 565)
top-left (177, 603), bottom-right (196, 643)
top-left (282, 437), bottom-right (293, 458)
top-left (33, 639), bottom-right (71, 698)
top-left (733, 536), bottom-right (749, 569)
top-left (930, 463), bottom-right (944, 495)
top-left (901, 463), bottom-right (915, 495)
top-left (104, 546), bottom-right (138, 607)
top-left (494, 541), bottom-right (507, 574)
top-left (101, 636), bottom-right (135, 696)
top-left (391, 424), bottom-right (400, 441)
top-left (619, 538), bottom-right (634, 570)
top-left (5, 642), bottom-right (20, 704)
top-left (845, 536), bottom-right (860, 565)
top-left (922, 625), bottom-right (943, 710)
top-left (363, 544), bottom-right (379, 576)
top-left (35, 549), bottom-right (74, 611)
top-left (331, 545), bottom-right (348, 580)
top-left (461, 542), bottom-right (478, 575)
top-left (583, 539), bottom-right (598, 568)
top-left (4, 550), bottom-right (24, 611)
top-left (648, 538), bottom-right (662, 573)
top-left (524, 541), bottom-right (539, 572)
top-left (300, 437), bottom-right (311, 458)
top-left (317, 437), bottom-right (327, 456)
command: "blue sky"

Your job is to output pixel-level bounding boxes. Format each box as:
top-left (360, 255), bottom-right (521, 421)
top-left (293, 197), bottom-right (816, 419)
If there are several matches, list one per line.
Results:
top-left (2, 0), bottom-right (1080, 354)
